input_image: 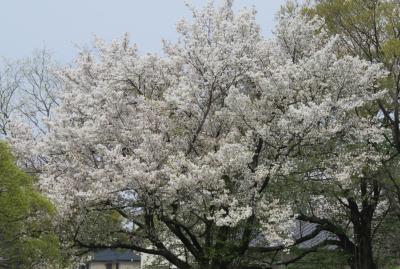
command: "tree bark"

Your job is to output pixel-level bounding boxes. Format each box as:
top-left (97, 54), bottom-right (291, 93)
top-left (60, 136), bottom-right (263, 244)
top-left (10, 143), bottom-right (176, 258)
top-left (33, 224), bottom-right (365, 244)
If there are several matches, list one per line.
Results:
top-left (349, 223), bottom-right (376, 269)
top-left (347, 194), bottom-right (377, 269)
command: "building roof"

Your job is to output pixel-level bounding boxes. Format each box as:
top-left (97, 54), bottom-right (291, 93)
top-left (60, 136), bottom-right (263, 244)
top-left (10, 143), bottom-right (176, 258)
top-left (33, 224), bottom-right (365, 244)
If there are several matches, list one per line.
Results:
top-left (90, 249), bottom-right (141, 262)
top-left (249, 220), bottom-right (338, 250)
top-left (294, 220), bottom-right (337, 250)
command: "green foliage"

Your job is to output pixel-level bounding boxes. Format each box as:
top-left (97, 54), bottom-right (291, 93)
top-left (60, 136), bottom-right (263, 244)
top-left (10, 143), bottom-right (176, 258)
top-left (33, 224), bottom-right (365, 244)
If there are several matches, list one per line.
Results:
top-left (302, 0), bottom-right (400, 267)
top-left (382, 39), bottom-right (400, 59)
top-left (0, 142), bottom-right (62, 268)
top-left (286, 249), bottom-right (349, 269)
top-left (308, 0), bottom-right (398, 64)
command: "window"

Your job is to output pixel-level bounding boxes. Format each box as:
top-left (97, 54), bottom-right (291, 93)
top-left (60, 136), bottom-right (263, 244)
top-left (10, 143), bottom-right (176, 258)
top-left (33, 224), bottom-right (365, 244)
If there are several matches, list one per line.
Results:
top-left (106, 263), bottom-right (112, 269)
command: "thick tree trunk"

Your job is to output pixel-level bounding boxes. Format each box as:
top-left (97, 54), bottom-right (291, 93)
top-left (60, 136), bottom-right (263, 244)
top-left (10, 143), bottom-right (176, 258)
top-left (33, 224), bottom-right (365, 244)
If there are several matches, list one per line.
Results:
top-left (350, 217), bottom-right (377, 269)
top-left (346, 178), bottom-right (379, 269)
top-left (350, 238), bottom-right (376, 269)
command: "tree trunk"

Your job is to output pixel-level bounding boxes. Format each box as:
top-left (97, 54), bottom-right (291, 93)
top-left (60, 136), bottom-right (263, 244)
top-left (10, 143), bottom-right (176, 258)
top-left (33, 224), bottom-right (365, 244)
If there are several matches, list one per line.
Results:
top-left (350, 220), bottom-right (377, 269)
top-left (346, 179), bottom-right (379, 269)
top-left (350, 239), bottom-right (376, 269)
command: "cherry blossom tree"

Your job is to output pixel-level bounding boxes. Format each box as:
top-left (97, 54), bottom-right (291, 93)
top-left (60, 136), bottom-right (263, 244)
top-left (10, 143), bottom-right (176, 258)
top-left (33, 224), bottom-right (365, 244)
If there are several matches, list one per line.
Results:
top-left (14, 1), bottom-right (388, 269)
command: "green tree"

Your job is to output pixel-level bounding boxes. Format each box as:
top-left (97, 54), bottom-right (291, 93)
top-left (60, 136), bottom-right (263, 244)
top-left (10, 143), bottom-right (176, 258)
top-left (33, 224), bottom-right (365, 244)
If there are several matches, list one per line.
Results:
top-left (294, 1), bottom-right (400, 268)
top-left (0, 141), bottom-right (62, 268)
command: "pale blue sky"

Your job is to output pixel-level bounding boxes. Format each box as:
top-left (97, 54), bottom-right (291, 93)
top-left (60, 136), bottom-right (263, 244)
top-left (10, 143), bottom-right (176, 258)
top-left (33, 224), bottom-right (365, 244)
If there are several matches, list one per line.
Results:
top-left (0, 0), bottom-right (285, 63)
